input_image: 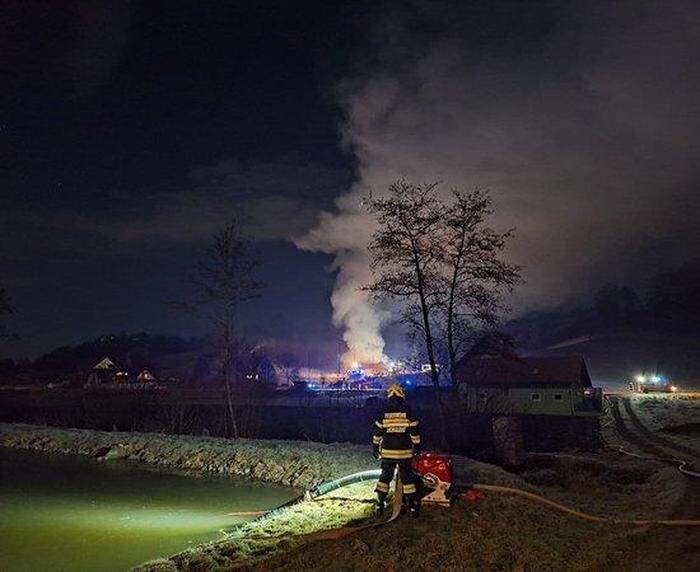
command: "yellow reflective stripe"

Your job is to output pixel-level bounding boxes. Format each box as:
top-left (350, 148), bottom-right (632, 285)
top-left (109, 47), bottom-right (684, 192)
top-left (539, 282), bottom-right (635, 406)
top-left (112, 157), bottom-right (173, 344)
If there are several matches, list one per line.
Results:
top-left (386, 426), bottom-right (406, 433)
top-left (372, 436), bottom-right (382, 444)
top-left (381, 453), bottom-right (413, 459)
top-left (403, 484), bottom-right (417, 494)
top-left (375, 482), bottom-right (390, 492)
top-left (384, 412), bottom-right (407, 419)
top-left (383, 419), bottom-right (410, 426)
top-left (375, 421), bottom-right (383, 428)
top-left (408, 421), bottom-right (419, 427)
top-left (411, 435), bottom-right (421, 443)
top-left (380, 449), bottom-right (413, 459)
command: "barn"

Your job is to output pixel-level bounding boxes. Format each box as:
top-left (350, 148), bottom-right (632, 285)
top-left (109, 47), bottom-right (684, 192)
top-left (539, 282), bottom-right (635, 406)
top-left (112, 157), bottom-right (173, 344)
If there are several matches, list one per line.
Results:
top-left (454, 354), bottom-right (603, 456)
top-left (453, 354), bottom-right (602, 416)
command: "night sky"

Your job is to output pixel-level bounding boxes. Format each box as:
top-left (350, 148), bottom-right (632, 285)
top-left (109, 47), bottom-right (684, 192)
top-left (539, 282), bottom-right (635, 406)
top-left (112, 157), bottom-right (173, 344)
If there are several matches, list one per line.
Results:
top-left (2, 1), bottom-right (699, 360)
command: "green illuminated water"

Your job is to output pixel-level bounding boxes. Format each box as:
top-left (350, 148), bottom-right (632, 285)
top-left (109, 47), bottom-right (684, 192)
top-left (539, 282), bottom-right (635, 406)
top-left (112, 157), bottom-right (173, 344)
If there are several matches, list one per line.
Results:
top-left (0, 448), bottom-right (296, 571)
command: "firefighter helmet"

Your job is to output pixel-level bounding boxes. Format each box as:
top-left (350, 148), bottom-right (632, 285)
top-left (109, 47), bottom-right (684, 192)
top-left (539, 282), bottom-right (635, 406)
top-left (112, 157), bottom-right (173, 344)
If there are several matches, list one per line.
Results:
top-left (387, 383), bottom-right (406, 399)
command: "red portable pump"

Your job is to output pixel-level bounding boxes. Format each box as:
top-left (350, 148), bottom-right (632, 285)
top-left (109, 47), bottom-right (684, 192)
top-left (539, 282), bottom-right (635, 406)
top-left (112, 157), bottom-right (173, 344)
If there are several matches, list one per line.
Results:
top-left (412, 452), bottom-right (453, 505)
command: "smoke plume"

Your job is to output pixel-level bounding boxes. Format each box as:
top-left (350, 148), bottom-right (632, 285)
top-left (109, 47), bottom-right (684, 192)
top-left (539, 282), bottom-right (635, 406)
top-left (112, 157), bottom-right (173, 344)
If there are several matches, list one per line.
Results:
top-left (298, 1), bottom-right (700, 361)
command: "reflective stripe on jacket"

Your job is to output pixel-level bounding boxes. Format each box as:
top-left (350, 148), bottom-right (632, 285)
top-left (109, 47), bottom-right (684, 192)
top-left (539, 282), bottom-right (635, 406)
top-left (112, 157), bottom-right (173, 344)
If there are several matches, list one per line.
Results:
top-left (372, 397), bottom-right (420, 459)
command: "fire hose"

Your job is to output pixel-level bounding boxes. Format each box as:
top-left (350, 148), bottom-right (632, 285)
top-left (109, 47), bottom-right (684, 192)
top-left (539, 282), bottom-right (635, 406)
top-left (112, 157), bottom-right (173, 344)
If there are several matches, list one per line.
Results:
top-left (227, 469), bottom-right (384, 520)
top-left (606, 444), bottom-right (700, 479)
top-left (469, 484), bottom-right (700, 526)
top-left (603, 395), bottom-right (700, 479)
top-left (229, 468), bottom-right (700, 531)
top-left (227, 469), bottom-right (403, 542)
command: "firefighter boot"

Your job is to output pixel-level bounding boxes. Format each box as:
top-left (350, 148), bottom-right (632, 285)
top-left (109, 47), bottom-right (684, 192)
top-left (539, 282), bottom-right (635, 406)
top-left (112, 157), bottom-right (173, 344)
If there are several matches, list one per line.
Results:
top-left (376, 492), bottom-right (387, 519)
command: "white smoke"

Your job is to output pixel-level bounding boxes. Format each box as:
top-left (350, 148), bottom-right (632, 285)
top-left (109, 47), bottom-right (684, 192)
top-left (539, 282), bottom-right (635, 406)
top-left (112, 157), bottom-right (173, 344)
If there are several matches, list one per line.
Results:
top-left (298, 2), bottom-right (700, 361)
top-left (296, 200), bottom-right (388, 364)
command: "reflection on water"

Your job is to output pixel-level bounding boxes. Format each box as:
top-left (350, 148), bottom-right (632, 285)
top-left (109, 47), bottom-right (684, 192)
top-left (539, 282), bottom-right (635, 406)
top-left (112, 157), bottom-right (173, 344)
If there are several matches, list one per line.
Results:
top-left (0, 447), bottom-right (295, 572)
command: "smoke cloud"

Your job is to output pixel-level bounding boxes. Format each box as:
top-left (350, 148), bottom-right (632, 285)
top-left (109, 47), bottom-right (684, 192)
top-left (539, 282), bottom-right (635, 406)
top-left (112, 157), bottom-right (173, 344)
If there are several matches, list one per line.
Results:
top-left (298, 201), bottom-right (385, 364)
top-left (298, 1), bottom-right (700, 361)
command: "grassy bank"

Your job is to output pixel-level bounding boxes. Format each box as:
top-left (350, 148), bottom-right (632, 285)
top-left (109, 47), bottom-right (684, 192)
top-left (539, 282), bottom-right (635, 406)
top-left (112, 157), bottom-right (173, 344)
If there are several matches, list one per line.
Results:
top-left (142, 451), bottom-right (686, 571)
top-left (0, 423), bottom-right (373, 488)
top-left (250, 452), bottom-right (690, 572)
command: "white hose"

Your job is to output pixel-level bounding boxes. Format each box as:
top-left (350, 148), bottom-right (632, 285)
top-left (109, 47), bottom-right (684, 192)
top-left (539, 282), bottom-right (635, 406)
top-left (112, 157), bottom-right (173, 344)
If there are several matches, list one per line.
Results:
top-left (609, 444), bottom-right (700, 478)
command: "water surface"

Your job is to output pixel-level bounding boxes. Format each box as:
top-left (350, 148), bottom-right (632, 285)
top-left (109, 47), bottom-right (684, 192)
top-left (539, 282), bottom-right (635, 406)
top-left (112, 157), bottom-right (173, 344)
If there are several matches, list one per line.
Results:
top-left (0, 447), bottom-right (295, 571)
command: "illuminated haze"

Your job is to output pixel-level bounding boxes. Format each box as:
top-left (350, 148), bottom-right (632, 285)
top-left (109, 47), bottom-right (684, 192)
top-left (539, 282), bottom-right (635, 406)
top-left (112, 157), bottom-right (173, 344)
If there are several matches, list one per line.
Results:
top-left (298, 1), bottom-right (700, 364)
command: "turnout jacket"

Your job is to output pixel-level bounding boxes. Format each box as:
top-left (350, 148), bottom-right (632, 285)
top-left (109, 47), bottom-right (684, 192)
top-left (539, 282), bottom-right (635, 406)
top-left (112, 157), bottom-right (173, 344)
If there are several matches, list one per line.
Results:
top-left (372, 397), bottom-right (421, 460)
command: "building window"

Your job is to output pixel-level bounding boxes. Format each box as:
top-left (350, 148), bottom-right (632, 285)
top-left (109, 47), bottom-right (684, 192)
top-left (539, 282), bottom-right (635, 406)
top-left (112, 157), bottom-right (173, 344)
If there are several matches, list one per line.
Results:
top-left (554, 393), bottom-right (563, 401)
top-left (531, 393), bottom-right (541, 402)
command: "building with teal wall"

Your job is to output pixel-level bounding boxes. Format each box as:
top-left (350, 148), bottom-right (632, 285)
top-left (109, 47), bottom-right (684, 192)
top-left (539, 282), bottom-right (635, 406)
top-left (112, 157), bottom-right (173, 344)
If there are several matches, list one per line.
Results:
top-left (454, 355), bottom-right (602, 417)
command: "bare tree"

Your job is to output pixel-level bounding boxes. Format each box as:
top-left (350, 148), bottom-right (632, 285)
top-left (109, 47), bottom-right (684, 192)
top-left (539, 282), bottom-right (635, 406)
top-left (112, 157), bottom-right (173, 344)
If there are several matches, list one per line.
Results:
top-left (364, 181), bottom-right (520, 447)
top-left (364, 181), bottom-right (445, 388)
top-left (172, 222), bottom-right (264, 437)
top-left (442, 189), bottom-right (521, 385)
top-left (364, 183), bottom-right (519, 381)
top-left (363, 181), bottom-right (449, 445)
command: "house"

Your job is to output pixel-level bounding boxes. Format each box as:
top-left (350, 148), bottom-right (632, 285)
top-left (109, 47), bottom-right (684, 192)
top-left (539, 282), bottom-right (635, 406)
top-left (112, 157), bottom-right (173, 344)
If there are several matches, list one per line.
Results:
top-left (87, 357), bottom-right (118, 385)
top-left (453, 354), bottom-right (602, 416)
top-left (137, 369), bottom-right (155, 383)
top-left (115, 370), bottom-right (130, 383)
top-left (242, 355), bottom-right (280, 386)
top-left (454, 353), bottom-right (603, 456)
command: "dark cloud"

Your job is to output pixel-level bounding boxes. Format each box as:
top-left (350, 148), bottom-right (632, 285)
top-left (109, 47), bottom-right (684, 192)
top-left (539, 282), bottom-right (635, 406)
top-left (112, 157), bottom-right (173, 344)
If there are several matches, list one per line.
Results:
top-left (1, 160), bottom-right (350, 259)
top-left (301, 0), bottom-right (700, 357)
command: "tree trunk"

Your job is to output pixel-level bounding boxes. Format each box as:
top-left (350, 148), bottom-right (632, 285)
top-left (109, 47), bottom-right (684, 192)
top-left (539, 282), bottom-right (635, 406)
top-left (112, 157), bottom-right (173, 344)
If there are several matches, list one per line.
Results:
top-left (446, 271), bottom-right (458, 386)
top-left (223, 310), bottom-right (239, 439)
top-left (224, 373), bottom-right (239, 439)
top-left (446, 230), bottom-right (466, 386)
top-left (412, 244), bottom-right (449, 451)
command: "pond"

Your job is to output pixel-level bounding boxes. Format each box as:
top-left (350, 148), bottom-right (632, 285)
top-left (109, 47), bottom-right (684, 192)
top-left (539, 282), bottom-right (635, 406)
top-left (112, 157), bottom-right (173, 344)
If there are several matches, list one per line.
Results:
top-left (0, 447), bottom-right (296, 571)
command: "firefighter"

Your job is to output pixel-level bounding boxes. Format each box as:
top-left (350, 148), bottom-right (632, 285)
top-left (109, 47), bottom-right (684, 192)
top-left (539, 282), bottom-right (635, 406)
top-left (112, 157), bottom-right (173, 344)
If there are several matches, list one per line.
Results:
top-left (372, 382), bottom-right (421, 518)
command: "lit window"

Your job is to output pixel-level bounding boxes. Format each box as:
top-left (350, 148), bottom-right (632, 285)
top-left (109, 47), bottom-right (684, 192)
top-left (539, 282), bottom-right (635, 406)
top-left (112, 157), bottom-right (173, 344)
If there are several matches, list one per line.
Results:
top-left (531, 393), bottom-right (541, 402)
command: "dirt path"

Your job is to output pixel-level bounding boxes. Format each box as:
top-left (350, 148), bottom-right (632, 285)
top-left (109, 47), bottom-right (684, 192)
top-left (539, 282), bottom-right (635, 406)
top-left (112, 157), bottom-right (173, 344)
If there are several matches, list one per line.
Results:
top-left (608, 395), bottom-right (700, 572)
top-left (621, 397), bottom-right (700, 460)
top-left (609, 396), bottom-right (672, 458)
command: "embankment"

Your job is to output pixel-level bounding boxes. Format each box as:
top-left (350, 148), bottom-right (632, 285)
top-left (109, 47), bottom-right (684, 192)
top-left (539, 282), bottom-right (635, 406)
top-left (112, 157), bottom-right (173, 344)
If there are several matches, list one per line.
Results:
top-left (0, 423), bottom-right (373, 488)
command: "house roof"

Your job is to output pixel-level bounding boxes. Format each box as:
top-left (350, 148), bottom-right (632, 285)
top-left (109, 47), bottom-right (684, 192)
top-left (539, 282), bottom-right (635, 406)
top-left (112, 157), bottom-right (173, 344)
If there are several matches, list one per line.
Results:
top-left (454, 355), bottom-right (591, 388)
top-left (93, 357), bottom-right (116, 370)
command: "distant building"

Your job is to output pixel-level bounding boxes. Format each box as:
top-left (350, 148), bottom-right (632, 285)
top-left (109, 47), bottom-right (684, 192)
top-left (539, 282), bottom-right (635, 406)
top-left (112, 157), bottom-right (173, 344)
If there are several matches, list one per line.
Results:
top-left (87, 357), bottom-right (117, 385)
top-left (115, 371), bottom-right (130, 383)
top-left (454, 354), bottom-right (602, 455)
top-left (243, 355), bottom-right (279, 386)
top-left (454, 355), bottom-right (602, 416)
top-left (137, 369), bottom-right (155, 383)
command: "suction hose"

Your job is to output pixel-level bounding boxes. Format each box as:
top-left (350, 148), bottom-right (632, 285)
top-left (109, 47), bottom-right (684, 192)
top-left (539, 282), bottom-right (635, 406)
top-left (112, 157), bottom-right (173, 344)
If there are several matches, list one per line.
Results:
top-left (230, 469), bottom-right (700, 528)
top-left (226, 469), bottom-right (381, 519)
top-left (306, 469), bottom-right (381, 500)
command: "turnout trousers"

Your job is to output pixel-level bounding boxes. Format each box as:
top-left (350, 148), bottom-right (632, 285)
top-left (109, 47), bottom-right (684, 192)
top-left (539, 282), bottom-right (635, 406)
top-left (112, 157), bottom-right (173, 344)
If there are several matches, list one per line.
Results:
top-left (375, 458), bottom-right (417, 500)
